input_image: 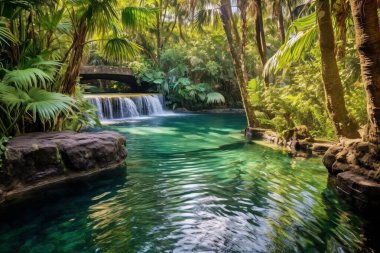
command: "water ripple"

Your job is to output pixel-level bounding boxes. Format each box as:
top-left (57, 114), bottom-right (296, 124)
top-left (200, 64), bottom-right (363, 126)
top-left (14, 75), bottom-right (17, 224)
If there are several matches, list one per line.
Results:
top-left (0, 114), bottom-right (372, 253)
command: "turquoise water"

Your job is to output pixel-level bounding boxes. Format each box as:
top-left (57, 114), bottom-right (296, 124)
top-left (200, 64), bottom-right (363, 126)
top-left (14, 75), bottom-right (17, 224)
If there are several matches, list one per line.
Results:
top-left (0, 113), bottom-right (372, 252)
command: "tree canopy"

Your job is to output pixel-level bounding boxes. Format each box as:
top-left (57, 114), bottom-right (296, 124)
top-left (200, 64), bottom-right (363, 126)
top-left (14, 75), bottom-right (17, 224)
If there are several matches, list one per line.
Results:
top-left (1, 0), bottom-right (379, 143)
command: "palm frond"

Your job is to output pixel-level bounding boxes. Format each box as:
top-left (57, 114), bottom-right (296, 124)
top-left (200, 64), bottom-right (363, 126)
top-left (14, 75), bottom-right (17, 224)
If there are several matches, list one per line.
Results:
top-left (0, 20), bottom-right (17, 46)
top-left (2, 68), bottom-right (54, 89)
top-left (26, 88), bottom-right (75, 123)
top-left (102, 37), bottom-right (142, 63)
top-left (121, 7), bottom-right (157, 30)
top-left (0, 86), bottom-right (29, 110)
top-left (194, 8), bottom-right (220, 31)
top-left (286, 11), bottom-right (317, 41)
top-left (264, 12), bottom-right (318, 76)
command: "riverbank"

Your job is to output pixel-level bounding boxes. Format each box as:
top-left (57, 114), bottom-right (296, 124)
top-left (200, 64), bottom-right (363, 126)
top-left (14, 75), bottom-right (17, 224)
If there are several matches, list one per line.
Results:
top-left (247, 127), bottom-right (335, 157)
top-left (0, 131), bottom-right (127, 205)
top-left (247, 127), bottom-right (380, 215)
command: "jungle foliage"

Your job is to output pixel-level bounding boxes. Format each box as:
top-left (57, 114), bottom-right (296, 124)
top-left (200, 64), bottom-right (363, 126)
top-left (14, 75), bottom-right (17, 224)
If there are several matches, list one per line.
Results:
top-left (0, 0), bottom-right (378, 142)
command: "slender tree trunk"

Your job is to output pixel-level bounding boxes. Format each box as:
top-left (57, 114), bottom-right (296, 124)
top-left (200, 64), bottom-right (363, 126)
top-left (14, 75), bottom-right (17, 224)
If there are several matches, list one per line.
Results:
top-left (178, 16), bottom-right (186, 42)
top-left (254, 0), bottom-right (267, 66)
top-left (156, 9), bottom-right (161, 63)
top-left (61, 21), bottom-right (88, 95)
top-left (286, 0), bottom-right (294, 21)
top-left (335, 0), bottom-right (349, 60)
top-left (220, 0), bottom-right (256, 127)
top-left (317, 0), bottom-right (359, 138)
top-left (350, 0), bottom-right (380, 144)
top-left (240, 1), bottom-right (249, 84)
top-left (276, 1), bottom-right (285, 44)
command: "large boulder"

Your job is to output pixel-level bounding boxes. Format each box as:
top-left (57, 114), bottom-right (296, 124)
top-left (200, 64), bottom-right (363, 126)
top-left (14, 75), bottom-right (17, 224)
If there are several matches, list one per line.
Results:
top-left (0, 131), bottom-right (127, 201)
top-left (323, 140), bottom-right (380, 213)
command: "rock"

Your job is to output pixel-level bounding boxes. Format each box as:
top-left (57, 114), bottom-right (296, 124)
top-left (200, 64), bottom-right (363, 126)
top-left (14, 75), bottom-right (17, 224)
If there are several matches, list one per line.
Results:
top-left (336, 171), bottom-right (380, 212)
top-left (283, 125), bottom-right (311, 141)
top-left (323, 145), bottom-right (343, 174)
top-left (1, 131), bottom-right (127, 201)
top-left (312, 143), bottom-right (334, 155)
top-left (323, 140), bottom-right (380, 214)
top-left (174, 108), bottom-right (190, 113)
top-left (246, 128), bottom-right (267, 140)
top-left (247, 127), bottom-right (333, 157)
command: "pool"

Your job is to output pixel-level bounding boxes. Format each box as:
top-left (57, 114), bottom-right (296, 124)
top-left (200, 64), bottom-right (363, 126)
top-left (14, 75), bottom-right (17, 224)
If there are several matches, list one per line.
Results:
top-left (0, 113), bottom-right (373, 252)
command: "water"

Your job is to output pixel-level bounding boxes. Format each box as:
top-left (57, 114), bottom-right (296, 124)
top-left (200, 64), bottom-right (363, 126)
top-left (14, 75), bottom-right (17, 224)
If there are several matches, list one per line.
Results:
top-left (0, 113), bottom-right (375, 253)
top-left (86, 94), bottom-right (167, 120)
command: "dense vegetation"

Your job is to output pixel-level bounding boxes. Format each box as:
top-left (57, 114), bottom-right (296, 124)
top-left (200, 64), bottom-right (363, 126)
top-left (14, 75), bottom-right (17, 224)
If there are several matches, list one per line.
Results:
top-left (1, 0), bottom-right (380, 143)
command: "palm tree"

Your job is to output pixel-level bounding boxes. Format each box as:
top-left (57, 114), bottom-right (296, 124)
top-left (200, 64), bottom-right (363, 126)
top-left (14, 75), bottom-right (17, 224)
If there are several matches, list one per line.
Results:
top-left (316, 0), bottom-right (359, 138)
top-left (252, 0), bottom-right (267, 66)
top-left (333, 0), bottom-right (350, 60)
top-left (61, 0), bottom-right (153, 95)
top-left (273, 0), bottom-right (286, 44)
top-left (219, 0), bottom-right (256, 127)
top-left (264, 1), bottom-right (359, 138)
top-left (0, 0), bottom-right (76, 135)
top-left (349, 0), bottom-right (380, 144)
top-left (192, 0), bottom-right (257, 127)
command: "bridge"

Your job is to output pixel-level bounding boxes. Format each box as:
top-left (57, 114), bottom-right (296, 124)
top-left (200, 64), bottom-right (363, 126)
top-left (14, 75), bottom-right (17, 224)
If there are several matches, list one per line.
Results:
top-left (79, 65), bottom-right (136, 83)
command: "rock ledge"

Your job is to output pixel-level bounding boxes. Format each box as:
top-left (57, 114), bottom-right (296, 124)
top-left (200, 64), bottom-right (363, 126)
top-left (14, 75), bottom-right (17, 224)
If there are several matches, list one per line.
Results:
top-left (323, 140), bottom-right (380, 213)
top-left (0, 131), bottom-right (127, 203)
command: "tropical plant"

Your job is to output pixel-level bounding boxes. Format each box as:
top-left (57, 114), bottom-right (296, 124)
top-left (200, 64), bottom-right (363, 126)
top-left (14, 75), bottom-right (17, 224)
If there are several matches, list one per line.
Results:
top-left (0, 136), bottom-right (10, 169)
top-left (0, 62), bottom-right (75, 136)
top-left (64, 87), bottom-right (101, 132)
top-left (61, 0), bottom-right (155, 95)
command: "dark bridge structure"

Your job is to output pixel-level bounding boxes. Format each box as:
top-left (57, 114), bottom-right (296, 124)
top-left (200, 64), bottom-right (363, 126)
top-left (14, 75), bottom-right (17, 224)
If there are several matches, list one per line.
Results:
top-left (79, 65), bottom-right (156, 92)
top-left (79, 65), bottom-right (136, 83)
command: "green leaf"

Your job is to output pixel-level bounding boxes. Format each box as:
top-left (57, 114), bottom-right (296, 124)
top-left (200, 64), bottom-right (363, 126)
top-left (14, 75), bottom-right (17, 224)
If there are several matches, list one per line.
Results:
top-left (206, 92), bottom-right (225, 104)
top-left (2, 68), bottom-right (54, 89)
top-left (103, 37), bottom-right (142, 63)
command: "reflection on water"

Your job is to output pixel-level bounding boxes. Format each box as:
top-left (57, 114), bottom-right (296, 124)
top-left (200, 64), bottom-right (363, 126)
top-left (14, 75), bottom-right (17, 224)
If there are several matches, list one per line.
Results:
top-left (0, 113), bottom-right (377, 253)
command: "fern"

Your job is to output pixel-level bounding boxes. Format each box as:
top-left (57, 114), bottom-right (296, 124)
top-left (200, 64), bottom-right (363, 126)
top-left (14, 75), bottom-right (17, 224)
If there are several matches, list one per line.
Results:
top-left (206, 92), bottom-right (225, 104)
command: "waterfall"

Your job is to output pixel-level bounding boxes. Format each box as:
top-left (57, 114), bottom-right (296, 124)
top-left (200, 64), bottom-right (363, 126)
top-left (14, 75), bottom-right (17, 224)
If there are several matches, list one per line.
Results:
top-left (88, 97), bottom-right (104, 120)
top-left (86, 94), bottom-right (168, 120)
top-left (142, 95), bottom-right (164, 115)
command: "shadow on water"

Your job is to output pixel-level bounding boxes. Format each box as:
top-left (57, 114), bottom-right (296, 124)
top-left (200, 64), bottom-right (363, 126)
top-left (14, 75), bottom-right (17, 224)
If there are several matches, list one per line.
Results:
top-left (326, 176), bottom-right (380, 253)
top-left (0, 168), bottom-right (127, 223)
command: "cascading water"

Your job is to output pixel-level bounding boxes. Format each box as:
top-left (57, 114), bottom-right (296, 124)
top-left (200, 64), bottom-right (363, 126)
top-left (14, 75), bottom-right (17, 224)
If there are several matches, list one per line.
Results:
top-left (86, 94), bottom-right (168, 120)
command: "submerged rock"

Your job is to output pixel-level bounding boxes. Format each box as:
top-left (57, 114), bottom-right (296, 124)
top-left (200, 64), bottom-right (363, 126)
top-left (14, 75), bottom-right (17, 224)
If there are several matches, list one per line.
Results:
top-left (0, 131), bottom-right (127, 203)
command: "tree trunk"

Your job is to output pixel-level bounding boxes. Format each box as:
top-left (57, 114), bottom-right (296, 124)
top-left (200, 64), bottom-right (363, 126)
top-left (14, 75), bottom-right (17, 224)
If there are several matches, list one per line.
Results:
top-left (286, 0), bottom-right (294, 21)
top-left (61, 21), bottom-right (88, 96)
top-left (254, 0), bottom-right (267, 66)
top-left (334, 0), bottom-right (349, 60)
top-left (275, 1), bottom-right (285, 44)
top-left (316, 0), bottom-right (359, 138)
top-left (350, 0), bottom-right (380, 144)
top-left (220, 0), bottom-right (256, 127)
top-left (156, 7), bottom-right (162, 63)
